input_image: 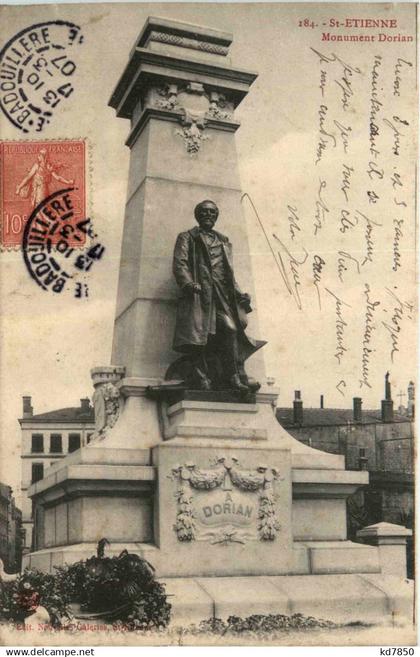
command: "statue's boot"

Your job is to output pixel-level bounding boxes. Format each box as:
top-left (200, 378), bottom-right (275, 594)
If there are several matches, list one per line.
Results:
top-left (230, 374), bottom-right (249, 393)
top-left (239, 372), bottom-right (261, 393)
top-left (237, 362), bottom-right (260, 393)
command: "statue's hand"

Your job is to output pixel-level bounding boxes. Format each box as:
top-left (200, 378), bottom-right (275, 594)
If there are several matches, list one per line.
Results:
top-left (184, 282), bottom-right (202, 296)
top-left (238, 292), bottom-right (252, 313)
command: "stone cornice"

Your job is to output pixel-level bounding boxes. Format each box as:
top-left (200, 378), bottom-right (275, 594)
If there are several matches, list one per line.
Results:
top-left (357, 522), bottom-right (412, 545)
top-left (126, 106), bottom-right (240, 148)
top-left (146, 31), bottom-right (230, 56)
top-left (292, 468), bottom-right (369, 499)
top-left (118, 377), bottom-right (163, 397)
top-left (109, 48), bottom-right (257, 119)
top-left (133, 16), bottom-right (233, 56)
top-left (28, 463), bottom-right (156, 501)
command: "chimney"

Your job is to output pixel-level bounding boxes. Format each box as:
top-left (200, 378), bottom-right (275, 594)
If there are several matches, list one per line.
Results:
top-left (353, 397), bottom-right (362, 423)
top-left (385, 371), bottom-right (392, 400)
top-left (320, 395), bottom-right (324, 409)
top-left (381, 372), bottom-right (394, 422)
top-left (293, 390), bottom-right (303, 425)
top-left (80, 398), bottom-right (90, 412)
top-left (22, 396), bottom-right (33, 418)
top-left (407, 381), bottom-right (415, 418)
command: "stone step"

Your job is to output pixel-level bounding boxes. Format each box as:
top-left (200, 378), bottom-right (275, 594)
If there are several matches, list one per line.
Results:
top-left (162, 574), bottom-right (414, 627)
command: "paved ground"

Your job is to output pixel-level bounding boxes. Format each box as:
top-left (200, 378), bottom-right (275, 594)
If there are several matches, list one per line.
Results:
top-left (0, 621), bottom-right (417, 646)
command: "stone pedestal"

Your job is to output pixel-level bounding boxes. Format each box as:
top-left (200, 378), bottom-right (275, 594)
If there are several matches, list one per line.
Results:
top-left (24, 16), bottom-right (414, 626)
top-left (357, 522), bottom-right (412, 579)
top-left (25, 381), bottom-right (413, 623)
top-left (28, 384), bottom-right (371, 573)
top-left (152, 442), bottom-right (293, 577)
top-left (108, 16), bottom-right (264, 385)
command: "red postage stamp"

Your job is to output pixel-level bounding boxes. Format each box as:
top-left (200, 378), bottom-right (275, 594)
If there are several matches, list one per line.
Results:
top-left (0, 139), bottom-right (86, 248)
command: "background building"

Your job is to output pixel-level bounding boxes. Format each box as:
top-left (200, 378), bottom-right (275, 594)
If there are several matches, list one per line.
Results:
top-left (0, 483), bottom-right (23, 571)
top-left (19, 396), bottom-right (95, 552)
top-left (276, 379), bottom-right (415, 577)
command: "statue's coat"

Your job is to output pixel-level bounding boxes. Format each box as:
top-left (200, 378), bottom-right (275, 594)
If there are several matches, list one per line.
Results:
top-left (172, 226), bottom-right (264, 361)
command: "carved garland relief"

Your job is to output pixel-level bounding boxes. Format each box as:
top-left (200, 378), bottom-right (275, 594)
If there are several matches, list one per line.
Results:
top-left (148, 83), bottom-right (234, 153)
top-left (170, 457), bottom-right (281, 544)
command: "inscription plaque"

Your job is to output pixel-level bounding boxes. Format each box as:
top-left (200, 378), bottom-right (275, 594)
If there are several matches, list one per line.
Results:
top-left (170, 457), bottom-right (281, 544)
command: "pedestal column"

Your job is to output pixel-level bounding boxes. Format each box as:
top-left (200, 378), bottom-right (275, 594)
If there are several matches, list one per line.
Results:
top-left (108, 16), bottom-right (265, 383)
top-left (357, 522), bottom-right (412, 578)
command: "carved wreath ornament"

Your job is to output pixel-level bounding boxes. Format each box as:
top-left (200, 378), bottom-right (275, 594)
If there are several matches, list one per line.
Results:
top-left (151, 83), bottom-right (234, 154)
top-left (91, 381), bottom-right (122, 441)
top-left (170, 457), bottom-right (280, 543)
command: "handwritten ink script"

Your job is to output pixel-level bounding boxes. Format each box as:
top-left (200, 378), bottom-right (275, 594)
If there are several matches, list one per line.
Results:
top-left (242, 7), bottom-right (416, 404)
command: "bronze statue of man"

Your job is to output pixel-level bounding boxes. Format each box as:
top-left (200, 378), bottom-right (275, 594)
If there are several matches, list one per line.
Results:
top-left (171, 200), bottom-right (265, 392)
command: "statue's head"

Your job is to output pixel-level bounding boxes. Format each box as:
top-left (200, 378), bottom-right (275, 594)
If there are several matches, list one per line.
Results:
top-left (194, 200), bottom-right (219, 231)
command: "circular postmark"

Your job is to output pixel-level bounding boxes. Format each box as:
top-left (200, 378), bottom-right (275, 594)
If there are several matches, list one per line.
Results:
top-left (0, 21), bottom-right (84, 133)
top-left (22, 187), bottom-right (104, 298)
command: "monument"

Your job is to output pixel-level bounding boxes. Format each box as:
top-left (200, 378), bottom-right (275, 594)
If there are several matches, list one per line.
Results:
top-left (24, 17), bottom-right (413, 625)
top-left (169, 198), bottom-right (264, 393)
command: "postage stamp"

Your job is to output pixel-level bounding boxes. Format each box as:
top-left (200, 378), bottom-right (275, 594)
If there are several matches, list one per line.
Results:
top-left (0, 139), bottom-right (86, 248)
top-left (22, 185), bottom-right (105, 298)
top-left (0, 21), bottom-right (84, 134)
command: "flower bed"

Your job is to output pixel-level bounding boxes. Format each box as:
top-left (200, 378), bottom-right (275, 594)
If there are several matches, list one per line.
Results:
top-left (0, 542), bottom-right (171, 631)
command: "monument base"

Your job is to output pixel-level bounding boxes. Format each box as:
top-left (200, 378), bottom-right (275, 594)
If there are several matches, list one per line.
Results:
top-left (24, 385), bottom-right (413, 626)
top-left (163, 574), bottom-right (414, 626)
top-left (21, 540), bottom-right (415, 626)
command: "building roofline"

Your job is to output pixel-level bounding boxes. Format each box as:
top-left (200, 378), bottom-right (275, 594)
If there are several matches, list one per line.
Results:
top-left (19, 418), bottom-right (95, 425)
top-left (276, 406), bottom-right (413, 428)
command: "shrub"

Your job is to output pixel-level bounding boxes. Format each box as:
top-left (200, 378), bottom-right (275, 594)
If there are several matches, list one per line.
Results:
top-left (175, 613), bottom-right (339, 638)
